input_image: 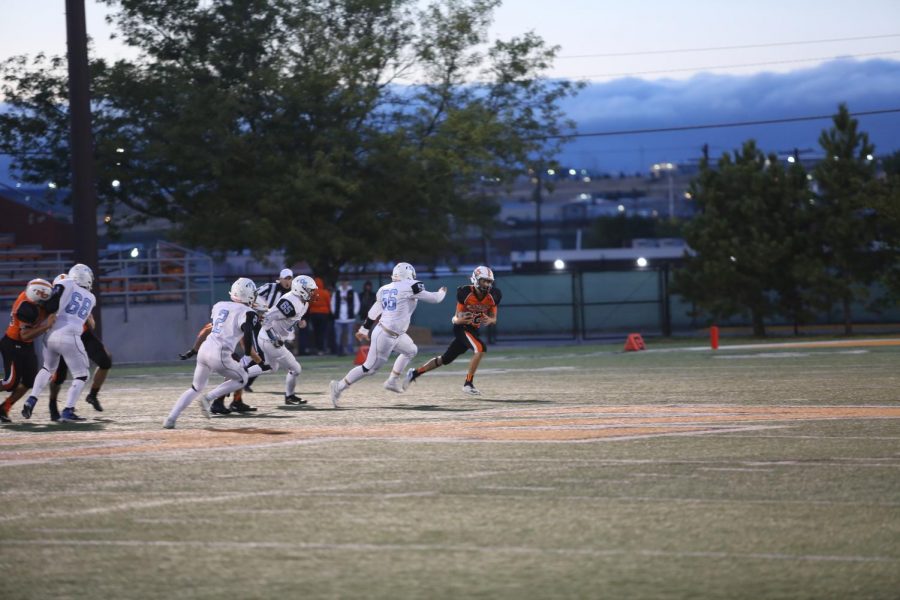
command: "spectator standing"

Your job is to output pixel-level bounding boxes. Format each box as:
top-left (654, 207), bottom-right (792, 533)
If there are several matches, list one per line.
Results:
top-left (358, 280), bottom-right (376, 320)
top-left (307, 277), bottom-right (332, 355)
top-left (331, 279), bottom-right (361, 356)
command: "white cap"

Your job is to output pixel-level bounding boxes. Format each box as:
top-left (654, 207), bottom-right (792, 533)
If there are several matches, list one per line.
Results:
top-left (279, 268), bottom-right (293, 279)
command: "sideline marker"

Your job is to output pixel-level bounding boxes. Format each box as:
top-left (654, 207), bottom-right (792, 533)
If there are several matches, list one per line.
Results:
top-left (624, 333), bottom-right (646, 352)
top-left (710, 325), bottom-right (719, 350)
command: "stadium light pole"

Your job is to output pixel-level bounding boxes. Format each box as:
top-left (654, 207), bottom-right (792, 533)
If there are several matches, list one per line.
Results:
top-left (66, 0), bottom-right (101, 334)
top-left (652, 162), bottom-right (677, 220)
top-left (531, 165), bottom-right (543, 270)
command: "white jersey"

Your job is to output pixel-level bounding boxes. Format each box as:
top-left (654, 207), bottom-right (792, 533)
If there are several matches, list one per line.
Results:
top-left (369, 279), bottom-right (445, 334)
top-left (262, 292), bottom-right (308, 339)
top-left (208, 300), bottom-right (256, 349)
top-left (50, 279), bottom-right (96, 334)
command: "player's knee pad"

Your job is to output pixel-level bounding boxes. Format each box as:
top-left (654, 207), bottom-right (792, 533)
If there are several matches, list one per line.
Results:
top-left (76, 375), bottom-right (88, 382)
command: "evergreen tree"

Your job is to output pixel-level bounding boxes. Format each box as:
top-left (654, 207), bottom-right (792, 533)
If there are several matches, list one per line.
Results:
top-left (673, 141), bottom-right (809, 336)
top-left (810, 104), bottom-right (884, 334)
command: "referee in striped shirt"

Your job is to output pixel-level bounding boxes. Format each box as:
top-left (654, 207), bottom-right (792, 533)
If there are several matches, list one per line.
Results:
top-left (242, 269), bottom-right (295, 394)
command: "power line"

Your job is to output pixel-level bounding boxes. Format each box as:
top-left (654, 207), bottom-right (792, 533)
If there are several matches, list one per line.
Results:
top-left (548, 108), bottom-right (900, 140)
top-left (574, 50), bottom-right (900, 80)
top-left (558, 33), bottom-right (900, 59)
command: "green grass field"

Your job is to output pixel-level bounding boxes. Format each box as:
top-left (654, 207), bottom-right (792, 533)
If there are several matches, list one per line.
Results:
top-left (2, 339), bottom-right (899, 599)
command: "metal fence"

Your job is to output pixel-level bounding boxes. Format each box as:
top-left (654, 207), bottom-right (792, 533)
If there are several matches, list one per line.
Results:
top-left (0, 241), bottom-right (215, 322)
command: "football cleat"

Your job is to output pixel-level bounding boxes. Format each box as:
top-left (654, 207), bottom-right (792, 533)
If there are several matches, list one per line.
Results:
top-left (85, 393), bottom-right (103, 412)
top-left (59, 408), bottom-right (86, 422)
top-left (21, 396), bottom-right (37, 419)
top-left (210, 398), bottom-right (231, 415)
top-left (284, 394), bottom-right (306, 405)
top-left (163, 417), bottom-right (176, 429)
top-left (329, 380), bottom-right (342, 408)
top-left (229, 399), bottom-right (257, 412)
top-left (0, 405), bottom-right (11, 423)
top-left (383, 378), bottom-right (404, 394)
top-left (403, 368), bottom-right (418, 391)
top-left (198, 396), bottom-right (212, 418)
top-left (462, 382), bottom-right (481, 396)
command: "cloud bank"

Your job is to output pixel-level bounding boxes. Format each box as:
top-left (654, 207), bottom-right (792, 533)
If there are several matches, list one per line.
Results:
top-left (558, 58), bottom-right (900, 173)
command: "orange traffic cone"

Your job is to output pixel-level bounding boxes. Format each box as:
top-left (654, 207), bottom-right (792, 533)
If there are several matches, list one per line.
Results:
top-left (354, 345), bottom-right (370, 365)
top-left (623, 333), bottom-right (646, 352)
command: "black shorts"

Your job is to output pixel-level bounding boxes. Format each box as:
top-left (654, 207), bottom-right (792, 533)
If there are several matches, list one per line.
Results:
top-left (439, 325), bottom-right (487, 366)
top-left (1, 335), bottom-right (39, 390)
top-left (54, 329), bottom-right (112, 382)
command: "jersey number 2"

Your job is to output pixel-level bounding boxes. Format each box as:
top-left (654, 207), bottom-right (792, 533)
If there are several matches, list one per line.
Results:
top-left (211, 309), bottom-right (230, 333)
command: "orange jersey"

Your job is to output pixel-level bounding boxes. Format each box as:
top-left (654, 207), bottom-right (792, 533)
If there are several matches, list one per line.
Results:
top-left (455, 285), bottom-right (502, 329)
top-left (5, 291), bottom-right (46, 343)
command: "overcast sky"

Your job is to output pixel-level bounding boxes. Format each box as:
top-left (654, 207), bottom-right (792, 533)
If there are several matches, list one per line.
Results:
top-left (1, 0), bottom-right (899, 176)
top-left (2, 0), bottom-right (899, 80)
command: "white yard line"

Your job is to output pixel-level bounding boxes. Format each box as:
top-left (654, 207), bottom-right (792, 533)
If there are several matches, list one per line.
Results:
top-left (3, 538), bottom-right (896, 563)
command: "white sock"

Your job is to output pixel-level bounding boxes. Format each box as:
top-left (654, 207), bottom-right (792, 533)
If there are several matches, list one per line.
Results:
top-left (65, 378), bottom-right (86, 409)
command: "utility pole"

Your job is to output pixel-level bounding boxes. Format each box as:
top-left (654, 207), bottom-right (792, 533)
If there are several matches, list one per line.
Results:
top-left (66, 0), bottom-right (101, 333)
top-left (532, 166), bottom-right (543, 269)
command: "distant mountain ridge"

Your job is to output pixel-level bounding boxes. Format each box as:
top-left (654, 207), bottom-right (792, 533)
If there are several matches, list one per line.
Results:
top-left (2, 58), bottom-right (899, 185)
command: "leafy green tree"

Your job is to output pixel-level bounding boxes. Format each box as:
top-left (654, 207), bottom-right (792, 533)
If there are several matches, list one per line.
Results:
top-left (673, 141), bottom-right (811, 336)
top-left (0, 0), bottom-right (580, 280)
top-left (810, 104), bottom-right (885, 334)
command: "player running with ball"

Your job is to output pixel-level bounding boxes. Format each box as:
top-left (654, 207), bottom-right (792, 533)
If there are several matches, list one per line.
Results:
top-left (405, 266), bottom-right (501, 395)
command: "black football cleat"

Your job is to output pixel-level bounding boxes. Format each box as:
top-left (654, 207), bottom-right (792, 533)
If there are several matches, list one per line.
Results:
top-left (284, 394), bottom-right (306, 405)
top-left (210, 398), bottom-right (231, 415)
top-left (85, 393), bottom-right (103, 412)
top-left (229, 400), bottom-right (257, 413)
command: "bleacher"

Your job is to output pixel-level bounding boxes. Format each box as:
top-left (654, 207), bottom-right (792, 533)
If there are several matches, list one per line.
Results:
top-left (0, 240), bottom-right (214, 312)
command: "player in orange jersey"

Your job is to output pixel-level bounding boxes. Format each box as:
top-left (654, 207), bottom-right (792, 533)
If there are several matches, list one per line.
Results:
top-left (404, 266), bottom-right (501, 395)
top-left (1, 279), bottom-right (56, 422)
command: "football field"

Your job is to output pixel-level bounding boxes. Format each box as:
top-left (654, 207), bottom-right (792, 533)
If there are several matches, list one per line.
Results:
top-left (2, 340), bottom-right (899, 599)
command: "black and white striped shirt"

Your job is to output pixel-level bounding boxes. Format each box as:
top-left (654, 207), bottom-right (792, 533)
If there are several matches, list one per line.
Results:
top-left (256, 281), bottom-right (291, 309)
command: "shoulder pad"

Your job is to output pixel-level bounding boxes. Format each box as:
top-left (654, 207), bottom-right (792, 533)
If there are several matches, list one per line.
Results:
top-left (277, 296), bottom-right (298, 317)
top-left (411, 281), bottom-right (425, 294)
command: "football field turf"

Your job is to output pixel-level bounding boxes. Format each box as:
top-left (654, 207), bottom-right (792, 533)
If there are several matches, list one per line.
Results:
top-left (2, 340), bottom-right (899, 599)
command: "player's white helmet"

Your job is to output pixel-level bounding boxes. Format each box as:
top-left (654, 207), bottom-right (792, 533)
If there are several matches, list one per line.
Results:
top-left (291, 275), bottom-right (318, 302)
top-left (25, 278), bottom-right (53, 303)
top-left (52, 273), bottom-right (67, 286)
top-left (67, 263), bottom-right (94, 290)
top-left (391, 262), bottom-right (416, 282)
top-left (471, 266), bottom-right (494, 293)
top-left (229, 277), bottom-right (257, 305)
